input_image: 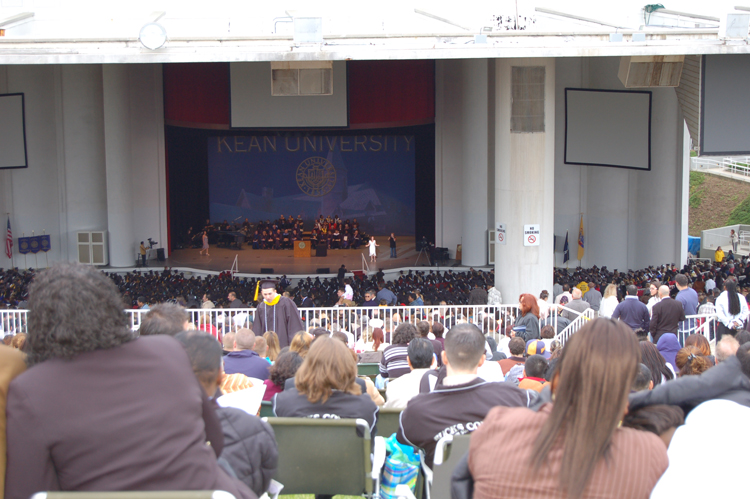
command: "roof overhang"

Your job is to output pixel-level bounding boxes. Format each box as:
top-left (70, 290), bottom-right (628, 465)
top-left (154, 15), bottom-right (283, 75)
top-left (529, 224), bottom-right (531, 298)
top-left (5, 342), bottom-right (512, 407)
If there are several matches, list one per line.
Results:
top-left (0, 29), bottom-right (748, 64)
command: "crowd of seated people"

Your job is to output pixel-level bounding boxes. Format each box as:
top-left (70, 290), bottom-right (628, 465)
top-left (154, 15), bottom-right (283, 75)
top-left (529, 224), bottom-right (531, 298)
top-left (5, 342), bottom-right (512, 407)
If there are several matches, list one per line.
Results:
top-left (7, 261), bottom-right (750, 497)
top-left (309, 215), bottom-right (368, 249)
top-left (251, 215), bottom-right (305, 250)
top-left (191, 214), bottom-right (370, 251)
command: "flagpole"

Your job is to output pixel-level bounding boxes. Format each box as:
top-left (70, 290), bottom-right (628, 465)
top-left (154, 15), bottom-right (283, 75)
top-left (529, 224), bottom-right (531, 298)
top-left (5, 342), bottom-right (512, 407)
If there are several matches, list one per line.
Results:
top-left (6, 213), bottom-right (12, 270)
top-left (32, 230), bottom-right (37, 269)
top-left (44, 229), bottom-right (48, 268)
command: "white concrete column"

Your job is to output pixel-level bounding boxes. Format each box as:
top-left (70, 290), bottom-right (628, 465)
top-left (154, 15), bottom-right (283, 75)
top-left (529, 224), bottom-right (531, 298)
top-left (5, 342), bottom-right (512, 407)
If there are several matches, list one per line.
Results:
top-left (494, 58), bottom-right (555, 301)
top-left (102, 65), bottom-right (135, 267)
top-left (460, 59), bottom-right (489, 266)
top-left (434, 60), bottom-right (464, 254)
top-left (60, 65), bottom-right (108, 262)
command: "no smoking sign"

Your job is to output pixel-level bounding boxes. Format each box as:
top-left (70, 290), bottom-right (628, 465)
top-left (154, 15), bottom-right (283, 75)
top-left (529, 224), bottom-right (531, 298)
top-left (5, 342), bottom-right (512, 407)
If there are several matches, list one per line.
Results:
top-left (496, 223), bottom-right (506, 246)
top-left (524, 225), bottom-right (540, 247)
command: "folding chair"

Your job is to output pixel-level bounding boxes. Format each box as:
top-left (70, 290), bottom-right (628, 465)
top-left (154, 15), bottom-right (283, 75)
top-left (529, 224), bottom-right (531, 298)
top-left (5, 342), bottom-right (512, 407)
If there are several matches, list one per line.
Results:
top-left (259, 400), bottom-right (275, 418)
top-left (377, 407), bottom-right (403, 438)
top-left (357, 363), bottom-right (381, 379)
top-left (31, 492), bottom-right (234, 499)
top-left (264, 417), bottom-right (386, 497)
top-left (429, 434), bottom-right (472, 499)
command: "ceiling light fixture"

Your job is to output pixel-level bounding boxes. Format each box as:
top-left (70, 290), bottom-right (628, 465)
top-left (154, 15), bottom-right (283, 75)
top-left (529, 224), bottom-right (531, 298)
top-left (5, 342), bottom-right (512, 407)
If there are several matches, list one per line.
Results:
top-left (139, 23), bottom-right (167, 50)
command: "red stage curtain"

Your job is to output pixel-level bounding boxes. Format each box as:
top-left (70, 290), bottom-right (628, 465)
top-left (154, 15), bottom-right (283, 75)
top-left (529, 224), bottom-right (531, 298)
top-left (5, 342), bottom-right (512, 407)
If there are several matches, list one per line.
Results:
top-left (163, 60), bottom-right (434, 128)
top-left (348, 60), bottom-right (435, 128)
top-left (163, 63), bottom-right (230, 126)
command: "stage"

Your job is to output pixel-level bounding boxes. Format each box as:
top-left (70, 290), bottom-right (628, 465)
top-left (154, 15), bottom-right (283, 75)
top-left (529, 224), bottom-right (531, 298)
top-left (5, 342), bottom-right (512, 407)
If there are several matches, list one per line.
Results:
top-left (158, 236), bottom-right (455, 275)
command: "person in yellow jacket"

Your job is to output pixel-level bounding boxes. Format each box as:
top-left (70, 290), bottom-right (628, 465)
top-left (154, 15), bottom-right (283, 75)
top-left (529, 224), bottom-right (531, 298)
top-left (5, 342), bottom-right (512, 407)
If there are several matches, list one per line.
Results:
top-left (715, 246), bottom-right (725, 263)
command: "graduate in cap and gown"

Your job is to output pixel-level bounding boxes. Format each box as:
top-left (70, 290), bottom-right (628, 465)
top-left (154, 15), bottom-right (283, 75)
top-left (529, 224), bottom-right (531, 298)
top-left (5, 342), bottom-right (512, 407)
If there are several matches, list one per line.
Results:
top-left (252, 279), bottom-right (305, 349)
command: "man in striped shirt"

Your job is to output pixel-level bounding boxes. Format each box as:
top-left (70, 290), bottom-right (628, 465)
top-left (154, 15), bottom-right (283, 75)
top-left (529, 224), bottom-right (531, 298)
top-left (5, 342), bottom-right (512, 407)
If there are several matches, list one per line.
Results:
top-left (379, 323), bottom-right (417, 379)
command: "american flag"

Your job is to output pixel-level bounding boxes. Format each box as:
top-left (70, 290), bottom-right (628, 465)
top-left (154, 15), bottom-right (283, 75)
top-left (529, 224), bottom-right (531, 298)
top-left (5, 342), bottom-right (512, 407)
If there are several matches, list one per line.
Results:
top-left (5, 217), bottom-right (12, 259)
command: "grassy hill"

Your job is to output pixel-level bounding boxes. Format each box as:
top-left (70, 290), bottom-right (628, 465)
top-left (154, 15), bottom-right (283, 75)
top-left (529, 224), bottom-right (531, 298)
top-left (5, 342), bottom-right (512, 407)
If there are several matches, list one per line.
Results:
top-left (689, 171), bottom-right (750, 236)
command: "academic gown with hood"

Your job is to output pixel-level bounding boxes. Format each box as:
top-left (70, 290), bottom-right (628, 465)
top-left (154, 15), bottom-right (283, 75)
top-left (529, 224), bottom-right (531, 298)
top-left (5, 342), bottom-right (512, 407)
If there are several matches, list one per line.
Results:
top-left (252, 296), bottom-right (305, 349)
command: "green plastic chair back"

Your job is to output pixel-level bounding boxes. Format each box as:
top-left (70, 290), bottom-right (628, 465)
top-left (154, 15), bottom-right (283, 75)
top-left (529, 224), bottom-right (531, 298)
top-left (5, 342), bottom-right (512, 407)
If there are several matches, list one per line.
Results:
top-left (357, 363), bottom-right (381, 378)
top-left (259, 400), bottom-right (275, 418)
top-left (431, 434), bottom-right (472, 499)
top-left (377, 407), bottom-right (402, 438)
top-left (266, 417), bottom-right (373, 496)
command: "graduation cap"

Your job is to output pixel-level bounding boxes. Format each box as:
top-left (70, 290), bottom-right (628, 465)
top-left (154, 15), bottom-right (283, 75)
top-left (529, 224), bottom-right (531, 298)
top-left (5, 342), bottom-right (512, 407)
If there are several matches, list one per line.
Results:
top-left (254, 278), bottom-right (279, 301)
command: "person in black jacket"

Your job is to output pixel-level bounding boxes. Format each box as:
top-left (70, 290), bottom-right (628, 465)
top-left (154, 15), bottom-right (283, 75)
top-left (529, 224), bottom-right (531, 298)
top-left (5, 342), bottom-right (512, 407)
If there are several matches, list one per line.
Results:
top-left (398, 323), bottom-right (530, 468)
top-left (176, 330), bottom-right (278, 497)
top-left (629, 341), bottom-right (750, 414)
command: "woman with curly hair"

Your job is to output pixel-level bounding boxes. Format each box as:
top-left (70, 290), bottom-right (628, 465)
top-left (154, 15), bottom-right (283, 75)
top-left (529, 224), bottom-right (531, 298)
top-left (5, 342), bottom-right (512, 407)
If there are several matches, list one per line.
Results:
top-left (513, 293), bottom-right (540, 342)
top-left (5, 263), bottom-right (253, 499)
top-left (684, 333), bottom-right (715, 365)
top-left (263, 350), bottom-right (303, 401)
top-left (675, 346), bottom-right (712, 377)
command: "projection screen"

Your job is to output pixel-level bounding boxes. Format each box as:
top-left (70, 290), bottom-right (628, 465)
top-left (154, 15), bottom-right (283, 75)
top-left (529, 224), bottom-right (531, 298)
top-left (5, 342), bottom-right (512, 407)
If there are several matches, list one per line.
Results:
top-left (0, 93), bottom-right (28, 169)
top-left (701, 54), bottom-right (750, 156)
top-left (564, 88), bottom-right (651, 171)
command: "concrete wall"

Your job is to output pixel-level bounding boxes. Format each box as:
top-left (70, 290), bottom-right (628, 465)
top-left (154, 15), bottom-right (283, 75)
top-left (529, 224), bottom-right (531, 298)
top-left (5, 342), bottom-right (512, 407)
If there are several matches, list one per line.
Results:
top-left (0, 64), bottom-right (167, 269)
top-left (435, 58), bottom-right (493, 264)
top-left (554, 57), bottom-right (686, 271)
top-left (494, 58), bottom-right (556, 300)
top-left (434, 60), bottom-right (465, 258)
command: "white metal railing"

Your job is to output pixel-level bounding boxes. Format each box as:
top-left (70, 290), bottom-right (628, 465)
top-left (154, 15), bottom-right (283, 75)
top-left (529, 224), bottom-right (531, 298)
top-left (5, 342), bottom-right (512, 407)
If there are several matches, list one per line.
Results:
top-left (678, 314), bottom-right (718, 346)
top-left (3, 307), bottom-right (722, 349)
top-left (0, 310), bottom-right (27, 336)
top-left (700, 224), bottom-right (750, 258)
top-left (554, 307), bottom-right (596, 345)
top-left (691, 155), bottom-right (750, 176)
top-left (127, 304), bottom-right (525, 342)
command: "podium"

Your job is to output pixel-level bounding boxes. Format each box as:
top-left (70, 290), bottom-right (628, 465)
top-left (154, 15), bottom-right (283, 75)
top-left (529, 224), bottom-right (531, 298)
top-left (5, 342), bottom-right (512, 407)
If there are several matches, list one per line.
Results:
top-left (294, 241), bottom-right (312, 258)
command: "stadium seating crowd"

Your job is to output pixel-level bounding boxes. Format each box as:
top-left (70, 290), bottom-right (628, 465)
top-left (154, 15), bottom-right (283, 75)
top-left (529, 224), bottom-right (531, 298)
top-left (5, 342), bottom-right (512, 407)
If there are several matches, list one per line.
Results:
top-left (3, 260), bottom-right (750, 498)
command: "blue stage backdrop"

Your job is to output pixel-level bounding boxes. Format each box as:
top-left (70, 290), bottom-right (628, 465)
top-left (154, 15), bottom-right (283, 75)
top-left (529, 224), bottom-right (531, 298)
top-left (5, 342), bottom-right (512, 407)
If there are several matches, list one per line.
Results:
top-left (208, 135), bottom-right (416, 235)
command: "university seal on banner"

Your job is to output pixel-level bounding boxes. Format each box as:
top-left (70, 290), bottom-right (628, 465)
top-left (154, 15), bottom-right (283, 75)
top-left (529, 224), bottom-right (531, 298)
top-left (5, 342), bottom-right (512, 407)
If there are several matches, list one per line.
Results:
top-left (296, 157), bottom-right (336, 197)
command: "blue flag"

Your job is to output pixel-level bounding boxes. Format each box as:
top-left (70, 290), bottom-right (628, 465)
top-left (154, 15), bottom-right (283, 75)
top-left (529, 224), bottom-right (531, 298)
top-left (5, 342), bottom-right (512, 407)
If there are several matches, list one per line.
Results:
top-left (563, 231), bottom-right (570, 263)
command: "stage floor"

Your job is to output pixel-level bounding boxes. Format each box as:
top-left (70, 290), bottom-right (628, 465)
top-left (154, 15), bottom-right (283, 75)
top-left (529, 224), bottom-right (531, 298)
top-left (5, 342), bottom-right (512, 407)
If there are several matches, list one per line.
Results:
top-left (159, 236), bottom-right (446, 275)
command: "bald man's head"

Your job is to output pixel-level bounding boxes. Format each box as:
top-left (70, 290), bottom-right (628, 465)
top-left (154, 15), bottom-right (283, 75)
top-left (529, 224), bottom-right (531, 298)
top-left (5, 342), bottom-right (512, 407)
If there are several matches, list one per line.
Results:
top-left (658, 285), bottom-right (670, 298)
top-left (572, 288), bottom-right (582, 299)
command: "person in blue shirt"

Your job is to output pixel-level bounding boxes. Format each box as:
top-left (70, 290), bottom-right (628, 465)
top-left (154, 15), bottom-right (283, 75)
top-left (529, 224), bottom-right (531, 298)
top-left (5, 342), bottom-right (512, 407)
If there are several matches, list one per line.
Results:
top-left (224, 328), bottom-right (271, 380)
top-left (611, 285), bottom-right (650, 333)
top-left (674, 273), bottom-right (699, 316)
top-left (376, 281), bottom-right (398, 306)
